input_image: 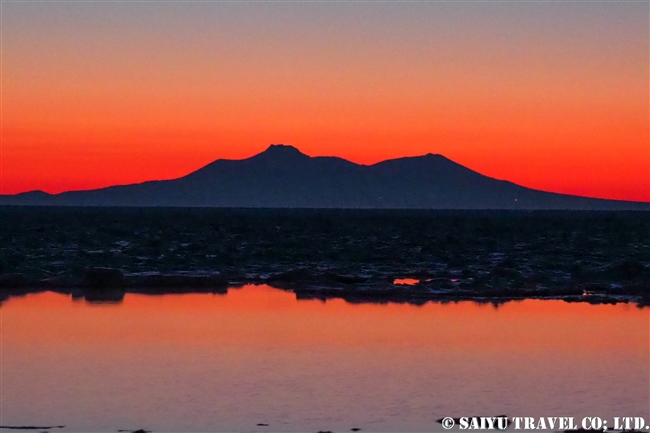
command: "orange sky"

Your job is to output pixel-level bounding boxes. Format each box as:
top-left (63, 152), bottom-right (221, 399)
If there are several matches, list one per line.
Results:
top-left (2, 2), bottom-right (648, 201)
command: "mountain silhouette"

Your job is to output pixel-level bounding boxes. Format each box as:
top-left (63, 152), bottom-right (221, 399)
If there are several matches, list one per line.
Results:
top-left (1, 144), bottom-right (648, 209)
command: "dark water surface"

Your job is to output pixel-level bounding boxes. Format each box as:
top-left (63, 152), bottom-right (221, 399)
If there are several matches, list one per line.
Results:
top-left (2, 285), bottom-right (648, 432)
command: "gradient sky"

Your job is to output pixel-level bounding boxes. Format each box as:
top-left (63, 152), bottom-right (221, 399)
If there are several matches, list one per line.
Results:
top-left (2, 1), bottom-right (648, 201)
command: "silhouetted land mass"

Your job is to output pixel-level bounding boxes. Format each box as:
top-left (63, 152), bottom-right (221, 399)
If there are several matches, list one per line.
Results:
top-left (1, 145), bottom-right (648, 209)
top-left (1, 208), bottom-right (648, 306)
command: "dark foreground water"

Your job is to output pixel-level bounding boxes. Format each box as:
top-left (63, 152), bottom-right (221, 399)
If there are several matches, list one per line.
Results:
top-left (2, 285), bottom-right (648, 432)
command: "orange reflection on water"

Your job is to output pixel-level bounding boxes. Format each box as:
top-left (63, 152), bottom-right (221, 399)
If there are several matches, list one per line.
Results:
top-left (5, 286), bottom-right (646, 355)
top-left (394, 278), bottom-right (420, 286)
top-left (2, 285), bottom-right (648, 432)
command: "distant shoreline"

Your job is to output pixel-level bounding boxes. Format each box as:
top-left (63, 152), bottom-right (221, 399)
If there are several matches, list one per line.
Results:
top-left (2, 208), bottom-right (648, 307)
top-left (1, 268), bottom-right (647, 307)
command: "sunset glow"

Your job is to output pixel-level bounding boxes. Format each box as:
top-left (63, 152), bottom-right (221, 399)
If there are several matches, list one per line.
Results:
top-left (2, 1), bottom-right (648, 201)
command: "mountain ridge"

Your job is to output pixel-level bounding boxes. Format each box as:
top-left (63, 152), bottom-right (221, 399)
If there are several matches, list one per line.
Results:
top-left (2, 144), bottom-right (648, 210)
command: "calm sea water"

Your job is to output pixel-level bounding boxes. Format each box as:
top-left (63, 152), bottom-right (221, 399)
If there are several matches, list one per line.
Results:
top-left (2, 285), bottom-right (648, 432)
